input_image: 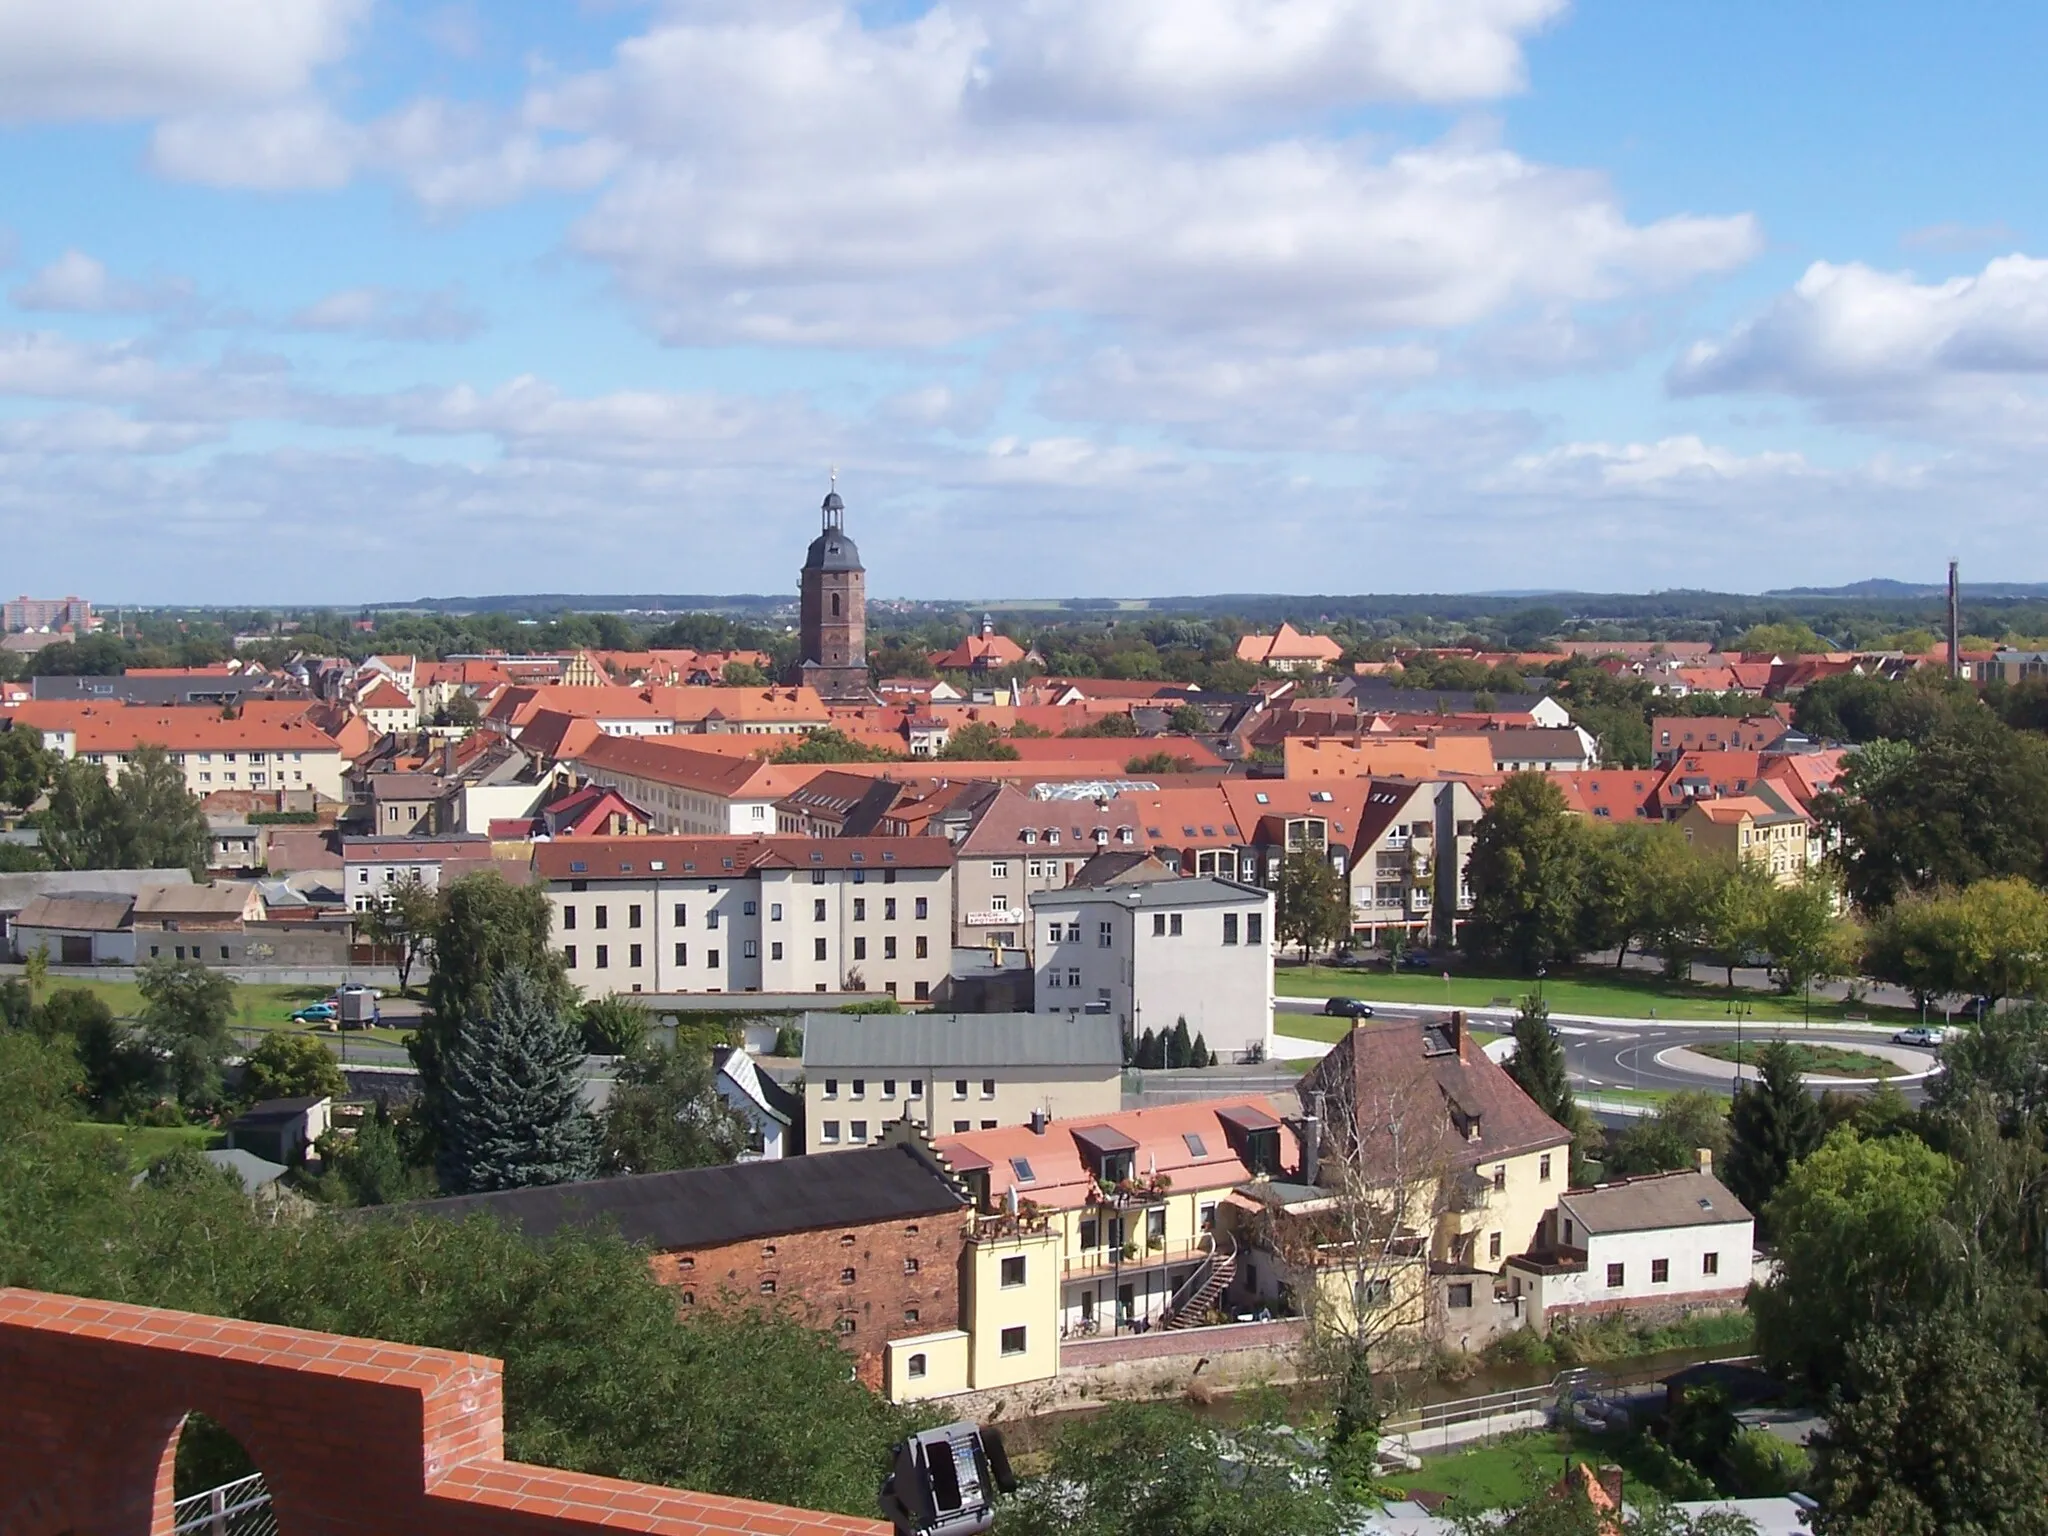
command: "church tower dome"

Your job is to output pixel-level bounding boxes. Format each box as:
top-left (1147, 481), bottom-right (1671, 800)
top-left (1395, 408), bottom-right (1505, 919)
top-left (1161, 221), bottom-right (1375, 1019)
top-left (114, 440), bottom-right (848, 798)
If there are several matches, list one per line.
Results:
top-left (796, 471), bottom-right (870, 702)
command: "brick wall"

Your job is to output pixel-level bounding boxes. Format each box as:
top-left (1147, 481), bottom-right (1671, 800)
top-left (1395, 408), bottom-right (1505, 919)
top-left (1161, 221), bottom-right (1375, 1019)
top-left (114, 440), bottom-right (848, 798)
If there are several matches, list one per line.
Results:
top-left (0, 1287), bottom-right (883, 1536)
top-left (648, 1213), bottom-right (964, 1389)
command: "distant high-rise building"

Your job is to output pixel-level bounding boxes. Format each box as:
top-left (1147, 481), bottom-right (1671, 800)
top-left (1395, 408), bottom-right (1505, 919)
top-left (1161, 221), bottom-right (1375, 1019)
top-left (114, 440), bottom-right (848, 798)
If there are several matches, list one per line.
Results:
top-left (797, 475), bottom-right (871, 702)
top-left (3, 596), bottom-right (93, 634)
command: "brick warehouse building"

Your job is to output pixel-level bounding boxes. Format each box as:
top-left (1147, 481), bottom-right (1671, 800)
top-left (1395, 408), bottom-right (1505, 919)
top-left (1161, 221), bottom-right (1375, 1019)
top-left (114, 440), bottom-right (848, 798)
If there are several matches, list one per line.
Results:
top-left (397, 1138), bottom-right (969, 1389)
top-left (0, 1286), bottom-right (881, 1536)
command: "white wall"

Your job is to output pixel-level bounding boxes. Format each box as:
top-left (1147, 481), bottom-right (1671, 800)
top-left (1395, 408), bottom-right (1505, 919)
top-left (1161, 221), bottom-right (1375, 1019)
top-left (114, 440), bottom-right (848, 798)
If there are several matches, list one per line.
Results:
top-left (457, 783), bottom-right (545, 834)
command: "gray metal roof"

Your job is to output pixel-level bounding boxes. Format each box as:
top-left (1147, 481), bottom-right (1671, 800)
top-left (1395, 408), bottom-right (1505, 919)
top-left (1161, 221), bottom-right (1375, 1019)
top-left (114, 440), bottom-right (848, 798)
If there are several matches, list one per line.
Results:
top-left (802, 1011), bottom-right (1124, 1070)
top-left (1028, 875), bottom-right (1266, 911)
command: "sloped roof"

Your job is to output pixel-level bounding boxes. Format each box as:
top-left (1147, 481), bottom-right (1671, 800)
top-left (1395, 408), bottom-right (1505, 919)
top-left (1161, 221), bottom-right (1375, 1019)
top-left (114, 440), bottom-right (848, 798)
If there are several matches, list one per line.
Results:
top-left (14, 892), bottom-right (135, 931)
top-left (396, 1142), bottom-right (963, 1249)
top-left (1562, 1169), bottom-right (1751, 1235)
top-left (802, 1011), bottom-right (1122, 1070)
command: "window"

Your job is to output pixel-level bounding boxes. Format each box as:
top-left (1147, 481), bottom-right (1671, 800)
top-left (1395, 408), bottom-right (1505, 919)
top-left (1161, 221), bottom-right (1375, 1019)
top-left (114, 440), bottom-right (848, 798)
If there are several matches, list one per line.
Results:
top-left (906, 1353), bottom-right (927, 1379)
top-left (1702, 1252), bottom-right (1720, 1276)
top-left (1048, 923), bottom-right (1063, 946)
top-left (836, 1318), bottom-right (856, 1336)
top-left (1651, 1258), bottom-right (1670, 1285)
top-left (882, 1078), bottom-right (897, 1099)
top-left (904, 1256), bottom-right (921, 1275)
top-left (1222, 912), bottom-right (1238, 945)
top-left (674, 942), bottom-right (687, 965)
top-left (564, 945), bottom-right (577, 967)
top-left (1489, 1231), bottom-right (1502, 1261)
top-left (853, 936), bottom-right (868, 961)
top-left (915, 936), bottom-right (929, 959)
top-left (853, 898), bottom-right (866, 921)
top-left (851, 1078), bottom-right (866, 1099)
top-left (595, 945), bottom-right (609, 969)
top-left (954, 1120), bottom-right (970, 1132)
top-left (824, 1079), bottom-right (840, 1099)
top-left (821, 1121), bottom-right (840, 1143)
top-left (562, 906), bottom-right (577, 931)
top-left (628, 904), bottom-right (642, 929)
top-left (981, 1078), bottom-right (996, 1099)
top-left (990, 861), bottom-right (1008, 879)
top-left (915, 897), bottom-right (928, 919)
top-left (771, 941), bottom-right (784, 960)
top-left (673, 903), bottom-right (687, 926)
top-left (1146, 1207), bottom-right (1166, 1243)
top-left (884, 936), bottom-right (897, 960)
top-left (1539, 1153), bottom-right (1553, 1182)
top-left (981, 1119), bottom-right (996, 1129)
top-left (760, 1278), bottom-right (777, 1295)
top-left (743, 939), bottom-right (758, 959)
top-left (1000, 1326), bottom-right (1027, 1356)
top-left (595, 906), bottom-right (609, 930)
top-left (814, 898), bottom-right (828, 921)
top-left (770, 902), bottom-right (783, 920)
top-left (814, 937), bottom-right (828, 961)
top-left (629, 943), bottom-right (643, 967)
top-left (1492, 1165), bottom-right (1507, 1192)
top-left (915, 980), bottom-right (930, 1000)
top-left (885, 898), bottom-right (898, 921)
top-left (1009, 1157), bottom-right (1036, 1183)
top-left (1447, 1283), bottom-right (1473, 1309)
top-left (953, 1079), bottom-right (969, 1099)
top-left (1355, 1278), bottom-right (1393, 1308)
top-left (840, 1268), bottom-right (856, 1285)
top-left (1152, 912), bottom-right (1166, 937)
top-left (850, 1120), bottom-right (869, 1141)
top-left (1098, 921), bottom-right (1114, 948)
top-left (680, 1291), bottom-right (695, 1306)
top-left (743, 900), bottom-right (757, 917)
top-left (904, 1307), bottom-right (920, 1324)
top-left (1000, 1256), bottom-right (1027, 1288)
top-left (1606, 1263), bottom-right (1625, 1289)
top-left (707, 949), bottom-right (720, 968)
top-left (1247, 913), bottom-right (1263, 944)
top-left (1067, 967), bottom-right (1081, 987)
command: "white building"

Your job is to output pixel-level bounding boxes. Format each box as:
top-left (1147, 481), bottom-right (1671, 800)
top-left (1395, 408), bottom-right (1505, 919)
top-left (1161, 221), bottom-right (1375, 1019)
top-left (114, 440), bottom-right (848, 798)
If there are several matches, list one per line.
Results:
top-left (534, 835), bottom-right (955, 1002)
top-left (1029, 864), bottom-right (1273, 1062)
top-left (342, 835), bottom-right (494, 912)
top-left (563, 736), bottom-right (827, 835)
top-left (1504, 1160), bottom-right (1754, 1333)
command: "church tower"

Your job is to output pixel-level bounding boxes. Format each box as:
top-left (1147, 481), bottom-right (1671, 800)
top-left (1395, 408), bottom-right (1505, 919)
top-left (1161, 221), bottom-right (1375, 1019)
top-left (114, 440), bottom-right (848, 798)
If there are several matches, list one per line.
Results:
top-left (797, 473), bottom-right (870, 701)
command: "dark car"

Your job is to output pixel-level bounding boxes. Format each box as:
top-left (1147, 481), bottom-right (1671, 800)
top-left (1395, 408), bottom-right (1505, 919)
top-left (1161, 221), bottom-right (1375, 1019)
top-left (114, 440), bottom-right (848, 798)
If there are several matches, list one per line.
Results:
top-left (1323, 997), bottom-right (1375, 1018)
top-left (1398, 951), bottom-right (1436, 971)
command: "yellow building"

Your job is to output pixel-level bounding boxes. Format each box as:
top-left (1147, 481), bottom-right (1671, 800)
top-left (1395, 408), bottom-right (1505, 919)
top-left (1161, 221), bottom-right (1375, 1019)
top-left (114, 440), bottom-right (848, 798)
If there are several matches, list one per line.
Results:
top-left (935, 1098), bottom-right (1301, 1354)
top-left (1674, 786), bottom-right (1812, 885)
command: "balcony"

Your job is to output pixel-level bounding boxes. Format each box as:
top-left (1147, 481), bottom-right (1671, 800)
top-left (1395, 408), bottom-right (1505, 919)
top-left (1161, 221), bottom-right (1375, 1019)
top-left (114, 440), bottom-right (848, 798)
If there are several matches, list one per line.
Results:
top-left (1063, 1236), bottom-right (1209, 1279)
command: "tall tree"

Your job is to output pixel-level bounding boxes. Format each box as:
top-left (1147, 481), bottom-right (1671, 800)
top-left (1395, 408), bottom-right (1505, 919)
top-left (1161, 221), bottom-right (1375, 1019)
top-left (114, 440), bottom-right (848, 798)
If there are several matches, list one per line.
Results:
top-left (1606, 1091), bottom-right (1729, 1178)
top-left (360, 875), bottom-right (443, 992)
top-left (240, 1032), bottom-right (345, 1103)
top-left (1465, 772), bottom-right (1586, 974)
top-left (0, 726), bottom-right (55, 815)
top-left (1762, 872), bottom-right (1859, 998)
top-left (1722, 1040), bottom-right (1824, 1229)
top-left (36, 745), bottom-right (208, 876)
top-left (1701, 861), bottom-right (1776, 990)
top-left (137, 957), bottom-right (237, 1111)
top-left (1276, 850), bottom-right (1349, 960)
top-left (599, 1044), bottom-right (750, 1175)
top-left (1505, 996), bottom-right (1584, 1182)
top-left (935, 721), bottom-right (1019, 761)
top-left (432, 966), bottom-right (598, 1195)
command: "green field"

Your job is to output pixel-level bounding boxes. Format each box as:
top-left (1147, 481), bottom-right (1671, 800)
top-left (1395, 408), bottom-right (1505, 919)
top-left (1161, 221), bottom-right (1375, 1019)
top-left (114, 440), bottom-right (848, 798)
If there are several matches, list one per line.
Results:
top-left (1383, 1425), bottom-right (1708, 1510)
top-left (1278, 964), bottom-right (1912, 1025)
top-left (1690, 1039), bottom-right (1901, 1078)
top-left (30, 977), bottom-right (415, 1046)
top-left (73, 1122), bottom-right (223, 1169)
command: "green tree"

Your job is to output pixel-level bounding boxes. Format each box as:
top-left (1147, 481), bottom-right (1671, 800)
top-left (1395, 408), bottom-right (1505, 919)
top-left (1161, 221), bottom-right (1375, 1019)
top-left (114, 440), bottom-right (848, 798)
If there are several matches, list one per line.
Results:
top-left (1924, 1003), bottom-right (2048, 1122)
top-left (1722, 1040), bottom-right (1824, 1229)
top-left (1505, 996), bottom-right (1584, 1181)
top-left (1750, 1127), bottom-right (1956, 1390)
top-left (137, 957), bottom-right (237, 1111)
top-left (1811, 1301), bottom-right (2048, 1535)
top-left (432, 966), bottom-right (599, 1195)
top-left (720, 660), bottom-right (771, 687)
top-left (1465, 772), bottom-right (1586, 974)
top-left (1125, 751), bottom-right (1193, 774)
top-left (1702, 861), bottom-right (1776, 990)
top-left (1862, 893), bottom-right (1966, 1011)
top-left (432, 692), bottom-right (482, 728)
top-left (1606, 1091), bottom-right (1729, 1177)
top-left (936, 722), bottom-right (1020, 761)
top-left (240, 1032), bottom-right (345, 1103)
top-left (21, 942), bottom-right (47, 1006)
top-left (1573, 822), bottom-right (1685, 964)
top-left (771, 727), bottom-right (902, 764)
top-left (1167, 703), bottom-right (1209, 733)
top-left (1942, 876), bottom-right (2048, 1005)
top-left (600, 1044), bottom-right (750, 1175)
top-left (360, 874), bottom-right (443, 992)
top-left (1761, 873), bottom-right (1858, 998)
top-left (1735, 621), bottom-right (1828, 655)
top-left (0, 725), bottom-right (56, 814)
top-left (0, 842), bottom-right (50, 871)
top-left (578, 994), bottom-right (652, 1056)
top-left (310, 1111), bottom-right (437, 1207)
top-left (1003, 1401), bottom-right (1340, 1536)
top-left (36, 745), bottom-right (209, 875)
top-left (1063, 712), bottom-right (1140, 738)
top-left (1276, 850), bottom-right (1349, 960)
top-left (1169, 1017), bottom-right (1194, 1070)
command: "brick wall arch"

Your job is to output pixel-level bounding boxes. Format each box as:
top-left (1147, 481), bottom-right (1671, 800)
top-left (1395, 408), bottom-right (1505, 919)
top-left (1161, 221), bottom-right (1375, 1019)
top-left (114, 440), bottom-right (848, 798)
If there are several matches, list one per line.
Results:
top-left (0, 1289), bottom-right (882, 1536)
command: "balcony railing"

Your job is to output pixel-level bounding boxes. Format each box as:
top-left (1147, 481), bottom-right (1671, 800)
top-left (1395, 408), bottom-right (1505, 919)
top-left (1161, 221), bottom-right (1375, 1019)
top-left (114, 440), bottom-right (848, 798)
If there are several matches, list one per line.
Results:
top-left (171, 1474), bottom-right (275, 1536)
top-left (1063, 1236), bottom-right (1208, 1279)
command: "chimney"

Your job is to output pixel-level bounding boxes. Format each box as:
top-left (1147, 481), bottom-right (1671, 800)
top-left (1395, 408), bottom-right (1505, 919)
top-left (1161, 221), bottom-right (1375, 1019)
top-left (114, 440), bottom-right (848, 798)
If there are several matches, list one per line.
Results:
top-left (1029, 1108), bottom-right (1048, 1136)
top-left (1446, 1009), bottom-right (1465, 1057)
top-left (1696, 1147), bottom-right (1713, 1175)
top-left (1302, 1091), bottom-right (1324, 1185)
top-left (1948, 559), bottom-right (1962, 680)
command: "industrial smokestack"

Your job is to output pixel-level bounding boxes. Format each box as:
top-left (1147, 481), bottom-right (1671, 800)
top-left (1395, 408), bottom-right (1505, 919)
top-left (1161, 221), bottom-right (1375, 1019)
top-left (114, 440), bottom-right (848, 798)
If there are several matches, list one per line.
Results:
top-left (1949, 559), bottom-right (1962, 680)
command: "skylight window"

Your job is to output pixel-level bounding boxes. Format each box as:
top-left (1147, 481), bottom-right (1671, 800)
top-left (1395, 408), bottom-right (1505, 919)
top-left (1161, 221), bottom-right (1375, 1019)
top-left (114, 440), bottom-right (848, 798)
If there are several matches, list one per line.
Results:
top-left (1254, 793), bottom-right (1269, 804)
top-left (649, 860), bottom-right (665, 871)
top-left (569, 861), bottom-right (587, 873)
top-left (1183, 1133), bottom-right (1208, 1157)
top-left (810, 851), bottom-right (825, 863)
top-left (1010, 1158), bottom-right (1037, 1183)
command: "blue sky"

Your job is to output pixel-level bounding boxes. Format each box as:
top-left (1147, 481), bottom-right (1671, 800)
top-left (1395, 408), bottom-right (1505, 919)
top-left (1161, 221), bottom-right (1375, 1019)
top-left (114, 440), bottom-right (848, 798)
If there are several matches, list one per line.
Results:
top-left (3, 0), bottom-right (2046, 604)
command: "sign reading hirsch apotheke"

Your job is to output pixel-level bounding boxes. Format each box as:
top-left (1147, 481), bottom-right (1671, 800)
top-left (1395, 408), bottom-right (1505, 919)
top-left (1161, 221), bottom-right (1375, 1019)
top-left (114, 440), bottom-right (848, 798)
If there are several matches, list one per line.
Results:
top-left (963, 911), bottom-right (1016, 926)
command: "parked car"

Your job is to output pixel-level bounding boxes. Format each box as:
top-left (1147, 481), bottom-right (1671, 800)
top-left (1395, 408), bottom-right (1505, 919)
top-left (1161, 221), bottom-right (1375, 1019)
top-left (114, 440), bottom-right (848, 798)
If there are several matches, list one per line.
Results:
top-left (289, 1002), bottom-right (337, 1024)
top-left (1893, 1026), bottom-right (1947, 1047)
top-left (1398, 951), bottom-right (1436, 971)
top-left (1322, 997), bottom-right (1375, 1019)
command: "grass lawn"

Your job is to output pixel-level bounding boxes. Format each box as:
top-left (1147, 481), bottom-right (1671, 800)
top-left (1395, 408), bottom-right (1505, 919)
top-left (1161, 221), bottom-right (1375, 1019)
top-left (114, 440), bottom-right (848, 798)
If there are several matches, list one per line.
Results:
top-left (1278, 964), bottom-right (1913, 1025)
top-left (73, 1122), bottom-right (224, 1169)
top-left (1384, 1425), bottom-right (1696, 1511)
top-left (1690, 1039), bottom-right (1901, 1078)
top-left (36, 978), bottom-right (415, 1044)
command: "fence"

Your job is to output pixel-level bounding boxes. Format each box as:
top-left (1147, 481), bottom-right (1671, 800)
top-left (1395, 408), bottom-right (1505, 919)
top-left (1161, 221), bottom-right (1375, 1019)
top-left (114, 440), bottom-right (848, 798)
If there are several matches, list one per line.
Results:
top-left (1381, 1353), bottom-right (1762, 1440)
top-left (170, 1473), bottom-right (276, 1536)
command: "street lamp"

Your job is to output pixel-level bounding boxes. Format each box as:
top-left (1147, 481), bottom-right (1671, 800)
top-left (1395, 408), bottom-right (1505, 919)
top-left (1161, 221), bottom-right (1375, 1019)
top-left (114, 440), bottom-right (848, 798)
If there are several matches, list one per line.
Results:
top-left (1536, 965), bottom-right (1547, 1007)
top-left (1726, 996), bottom-right (1755, 1094)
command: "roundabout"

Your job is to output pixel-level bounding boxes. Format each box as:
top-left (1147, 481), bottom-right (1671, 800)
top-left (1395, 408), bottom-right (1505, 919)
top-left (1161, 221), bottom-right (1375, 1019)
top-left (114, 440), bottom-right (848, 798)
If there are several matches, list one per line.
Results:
top-left (1572, 1025), bottom-right (1942, 1100)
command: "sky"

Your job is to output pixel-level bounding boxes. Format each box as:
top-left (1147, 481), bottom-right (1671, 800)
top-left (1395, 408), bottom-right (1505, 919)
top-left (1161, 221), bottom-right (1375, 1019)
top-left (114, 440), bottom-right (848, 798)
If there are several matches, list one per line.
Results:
top-left (3, 0), bottom-right (2047, 605)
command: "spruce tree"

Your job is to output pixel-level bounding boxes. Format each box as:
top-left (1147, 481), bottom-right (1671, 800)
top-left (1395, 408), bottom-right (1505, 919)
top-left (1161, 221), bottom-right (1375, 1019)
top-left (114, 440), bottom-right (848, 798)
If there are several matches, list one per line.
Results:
top-left (433, 966), bottom-right (599, 1195)
top-left (1190, 1032), bottom-right (1211, 1069)
top-left (1724, 1039), bottom-right (1824, 1228)
top-left (1504, 995), bottom-right (1584, 1183)
top-left (1170, 1018), bottom-right (1194, 1071)
top-left (1137, 1026), bottom-right (1159, 1069)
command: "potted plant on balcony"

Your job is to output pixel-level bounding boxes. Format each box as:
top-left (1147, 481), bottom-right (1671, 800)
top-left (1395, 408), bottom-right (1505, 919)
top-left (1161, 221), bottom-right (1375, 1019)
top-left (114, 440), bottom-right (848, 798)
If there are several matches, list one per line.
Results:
top-left (1120, 1240), bottom-right (1140, 1261)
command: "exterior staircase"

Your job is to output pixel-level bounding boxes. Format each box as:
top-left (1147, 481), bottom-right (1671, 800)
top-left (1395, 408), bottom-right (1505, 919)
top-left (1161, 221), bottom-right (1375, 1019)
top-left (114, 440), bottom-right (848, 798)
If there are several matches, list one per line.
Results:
top-left (1161, 1231), bottom-right (1237, 1330)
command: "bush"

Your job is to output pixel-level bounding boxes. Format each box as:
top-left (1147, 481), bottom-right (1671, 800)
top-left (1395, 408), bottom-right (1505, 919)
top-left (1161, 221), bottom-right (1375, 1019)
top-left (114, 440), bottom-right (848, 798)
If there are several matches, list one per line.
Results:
top-left (1723, 1426), bottom-right (1808, 1497)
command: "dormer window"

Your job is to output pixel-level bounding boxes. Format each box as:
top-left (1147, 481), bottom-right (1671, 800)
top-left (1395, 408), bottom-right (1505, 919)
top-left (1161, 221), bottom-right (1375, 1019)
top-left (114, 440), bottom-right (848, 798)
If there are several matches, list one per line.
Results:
top-left (1047, 830), bottom-right (1060, 844)
top-left (1022, 829), bottom-right (1038, 844)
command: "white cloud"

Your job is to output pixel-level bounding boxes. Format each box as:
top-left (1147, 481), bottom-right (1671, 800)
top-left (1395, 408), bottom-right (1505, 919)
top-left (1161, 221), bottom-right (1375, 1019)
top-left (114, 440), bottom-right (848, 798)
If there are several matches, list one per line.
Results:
top-left (0, 0), bottom-right (364, 121)
top-left (1673, 254), bottom-right (2048, 397)
top-left (10, 250), bottom-right (189, 315)
top-left (1494, 434), bottom-right (1813, 494)
top-left (292, 286), bottom-right (483, 343)
top-left (150, 101), bottom-right (363, 190)
top-left (0, 408), bottom-right (220, 454)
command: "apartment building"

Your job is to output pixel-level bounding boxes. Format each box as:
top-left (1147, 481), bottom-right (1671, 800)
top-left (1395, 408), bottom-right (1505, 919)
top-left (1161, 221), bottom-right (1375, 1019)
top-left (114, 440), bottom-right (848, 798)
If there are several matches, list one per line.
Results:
top-left (563, 736), bottom-right (830, 835)
top-left (801, 1011), bottom-right (1123, 1151)
top-left (532, 836), bottom-right (954, 1000)
top-left (1030, 862), bottom-right (1273, 1061)
top-left (343, 835), bottom-right (496, 912)
top-left (6, 702), bottom-right (351, 799)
